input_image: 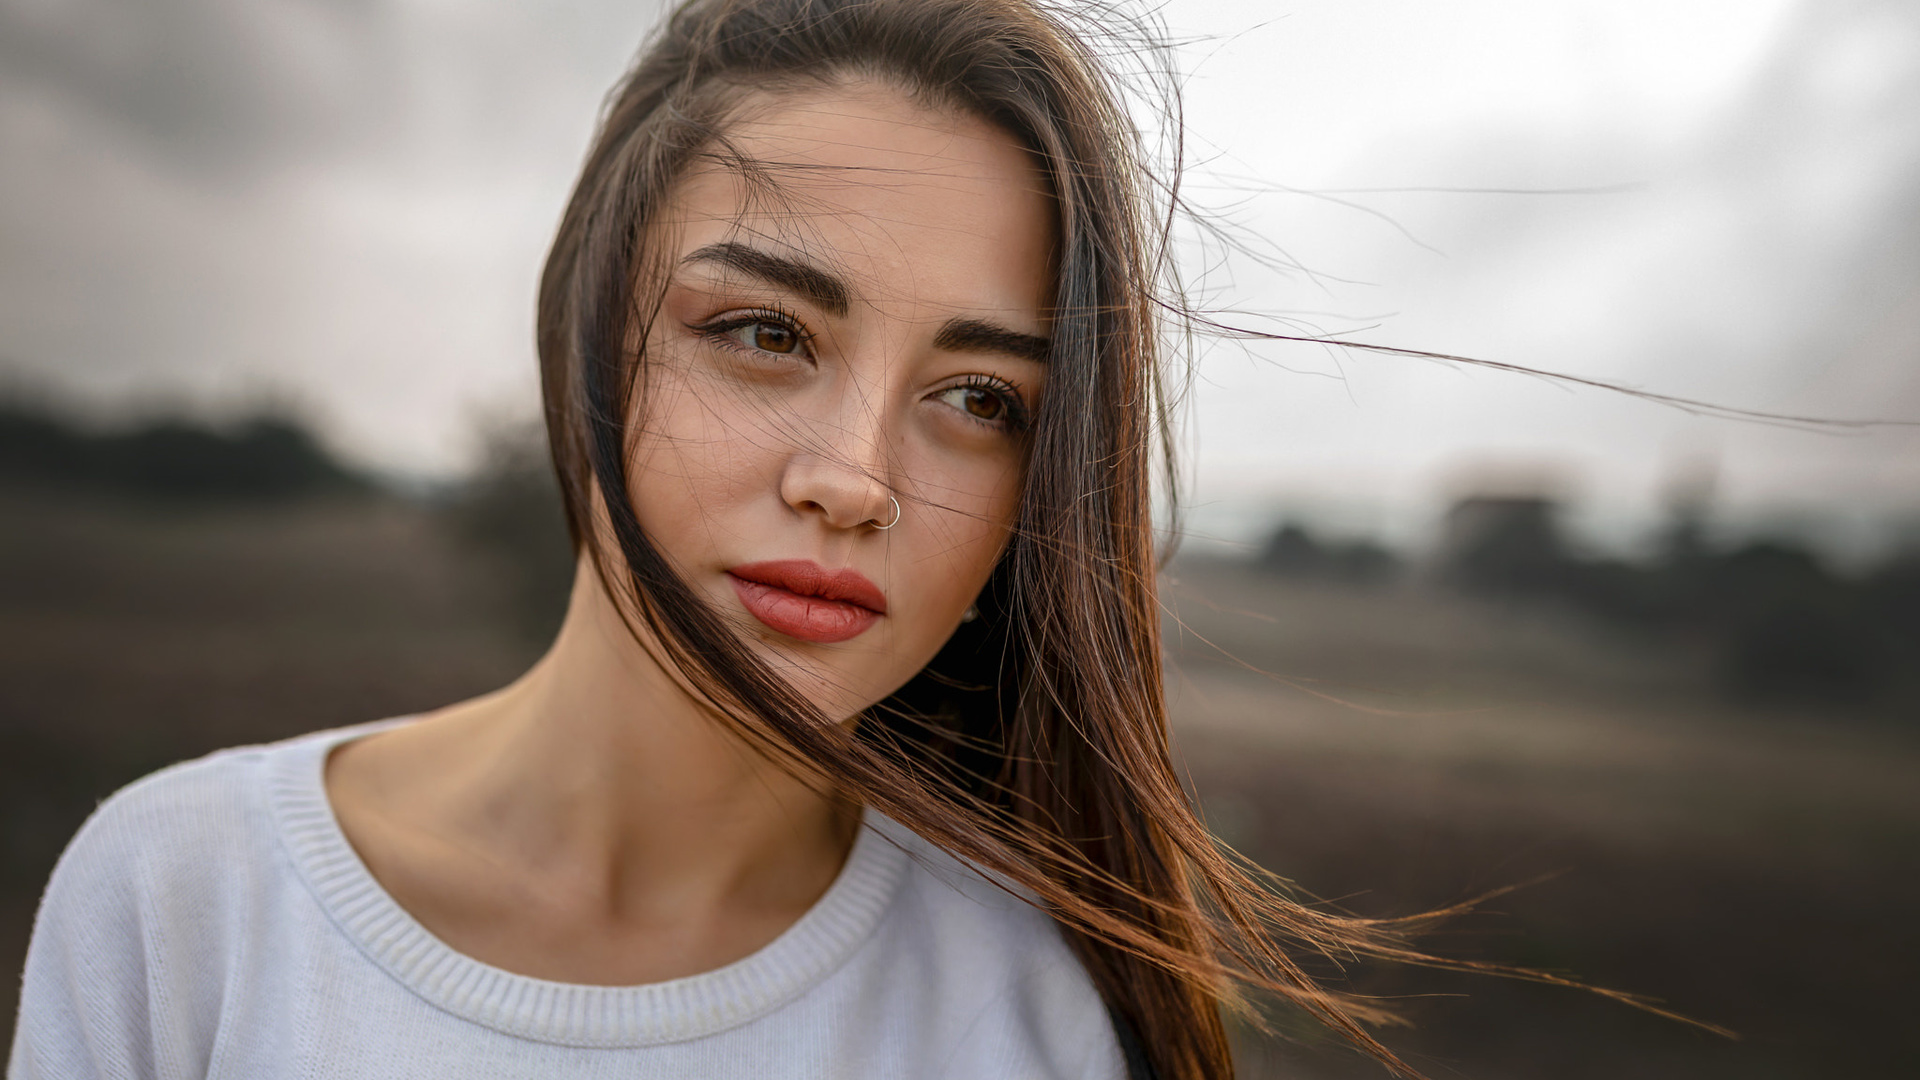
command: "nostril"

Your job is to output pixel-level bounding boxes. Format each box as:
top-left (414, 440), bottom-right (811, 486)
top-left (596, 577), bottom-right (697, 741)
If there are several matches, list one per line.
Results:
top-left (779, 456), bottom-right (896, 530)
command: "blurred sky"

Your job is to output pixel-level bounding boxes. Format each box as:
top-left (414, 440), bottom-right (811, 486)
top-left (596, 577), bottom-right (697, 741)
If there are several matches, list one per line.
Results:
top-left (2, 0), bottom-right (1916, 559)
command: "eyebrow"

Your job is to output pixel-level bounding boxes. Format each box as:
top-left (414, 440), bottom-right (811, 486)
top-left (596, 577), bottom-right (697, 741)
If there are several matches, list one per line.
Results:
top-left (933, 318), bottom-right (1051, 365)
top-left (683, 241), bottom-right (850, 317)
top-left (682, 241), bottom-right (1050, 364)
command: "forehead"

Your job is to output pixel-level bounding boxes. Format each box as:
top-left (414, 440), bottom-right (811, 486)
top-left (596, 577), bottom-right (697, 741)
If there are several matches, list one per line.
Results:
top-left (658, 80), bottom-right (1057, 321)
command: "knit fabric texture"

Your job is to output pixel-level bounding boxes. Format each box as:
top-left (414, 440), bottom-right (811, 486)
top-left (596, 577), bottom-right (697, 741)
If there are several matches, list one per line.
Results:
top-left (8, 721), bottom-right (1124, 1079)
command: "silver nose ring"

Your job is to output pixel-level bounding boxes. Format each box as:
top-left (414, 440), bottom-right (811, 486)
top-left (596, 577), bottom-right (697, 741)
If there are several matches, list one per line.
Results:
top-left (873, 496), bottom-right (902, 531)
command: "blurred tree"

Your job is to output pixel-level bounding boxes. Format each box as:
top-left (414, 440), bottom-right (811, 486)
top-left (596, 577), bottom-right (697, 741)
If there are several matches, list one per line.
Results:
top-left (1432, 492), bottom-right (1916, 715)
top-left (1704, 542), bottom-right (1884, 708)
top-left (0, 399), bottom-right (363, 502)
top-left (1258, 522), bottom-right (1397, 585)
top-left (1438, 496), bottom-right (1576, 596)
top-left (1864, 551), bottom-right (1920, 649)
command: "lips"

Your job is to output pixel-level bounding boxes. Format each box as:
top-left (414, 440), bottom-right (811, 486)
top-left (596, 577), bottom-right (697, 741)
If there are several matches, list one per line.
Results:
top-left (727, 559), bottom-right (887, 644)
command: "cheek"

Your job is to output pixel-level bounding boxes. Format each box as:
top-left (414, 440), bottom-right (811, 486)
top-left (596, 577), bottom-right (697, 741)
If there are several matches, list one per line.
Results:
top-left (624, 366), bottom-right (777, 566)
top-left (897, 454), bottom-right (1024, 607)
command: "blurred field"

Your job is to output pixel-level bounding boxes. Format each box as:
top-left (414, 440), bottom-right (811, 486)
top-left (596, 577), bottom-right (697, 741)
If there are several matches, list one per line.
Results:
top-left (1165, 559), bottom-right (1920, 1078)
top-left (2, 487), bottom-right (1916, 1077)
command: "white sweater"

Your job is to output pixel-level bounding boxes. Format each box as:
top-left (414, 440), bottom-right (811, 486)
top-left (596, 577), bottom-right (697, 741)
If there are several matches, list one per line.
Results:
top-left (9, 721), bottom-right (1126, 1079)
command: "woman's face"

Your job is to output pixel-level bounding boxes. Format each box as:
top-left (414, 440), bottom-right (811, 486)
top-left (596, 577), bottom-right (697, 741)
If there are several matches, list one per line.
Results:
top-left (627, 79), bottom-right (1054, 721)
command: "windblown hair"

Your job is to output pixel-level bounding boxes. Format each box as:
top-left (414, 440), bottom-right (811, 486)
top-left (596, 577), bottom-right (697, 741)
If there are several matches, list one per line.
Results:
top-left (534, 1), bottom-right (1472, 1076)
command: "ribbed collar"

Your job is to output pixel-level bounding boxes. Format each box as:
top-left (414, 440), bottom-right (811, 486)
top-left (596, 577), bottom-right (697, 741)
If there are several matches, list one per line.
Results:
top-left (265, 720), bottom-right (909, 1048)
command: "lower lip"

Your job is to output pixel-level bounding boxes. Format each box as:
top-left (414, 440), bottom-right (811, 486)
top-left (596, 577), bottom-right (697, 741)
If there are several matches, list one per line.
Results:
top-left (728, 574), bottom-right (881, 644)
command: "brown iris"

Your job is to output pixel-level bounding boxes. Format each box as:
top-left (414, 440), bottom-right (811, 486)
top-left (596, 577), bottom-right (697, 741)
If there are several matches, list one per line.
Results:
top-left (752, 322), bottom-right (798, 353)
top-left (960, 387), bottom-right (1004, 420)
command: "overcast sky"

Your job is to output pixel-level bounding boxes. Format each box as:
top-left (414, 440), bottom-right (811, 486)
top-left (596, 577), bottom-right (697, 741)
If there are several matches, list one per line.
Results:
top-left (2, 0), bottom-right (1915, 558)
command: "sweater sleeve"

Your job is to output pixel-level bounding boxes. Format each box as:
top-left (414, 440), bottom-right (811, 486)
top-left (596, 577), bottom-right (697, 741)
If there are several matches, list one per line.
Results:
top-left (8, 792), bottom-right (160, 1080)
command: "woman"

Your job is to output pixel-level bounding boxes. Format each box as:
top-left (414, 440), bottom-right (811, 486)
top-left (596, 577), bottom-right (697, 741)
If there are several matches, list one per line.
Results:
top-left (10, 1), bottom-right (1450, 1077)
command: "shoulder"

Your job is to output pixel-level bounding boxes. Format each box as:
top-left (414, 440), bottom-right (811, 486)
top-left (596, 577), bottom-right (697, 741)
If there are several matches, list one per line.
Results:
top-left (866, 815), bottom-right (1128, 1080)
top-left (46, 719), bottom-right (399, 905)
top-left (883, 821), bottom-right (1071, 958)
top-left (23, 743), bottom-right (279, 975)
top-left (24, 724), bottom-right (381, 967)
top-left (10, 729), bottom-right (352, 1079)
top-left (43, 722), bottom-right (359, 911)
top-left (63, 742), bottom-right (276, 878)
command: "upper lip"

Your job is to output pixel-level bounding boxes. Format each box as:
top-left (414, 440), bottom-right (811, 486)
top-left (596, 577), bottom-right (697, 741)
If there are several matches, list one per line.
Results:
top-left (727, 559), bottom-right (888, 615)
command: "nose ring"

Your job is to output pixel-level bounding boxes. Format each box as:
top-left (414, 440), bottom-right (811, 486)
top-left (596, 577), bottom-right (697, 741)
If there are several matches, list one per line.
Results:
top-left (873, 496), bottom-right (902, 531)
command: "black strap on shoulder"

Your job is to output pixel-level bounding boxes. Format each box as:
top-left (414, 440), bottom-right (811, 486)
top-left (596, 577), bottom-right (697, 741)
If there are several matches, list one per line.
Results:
top-left (1108, 1005), bottom-right (1161, 1080)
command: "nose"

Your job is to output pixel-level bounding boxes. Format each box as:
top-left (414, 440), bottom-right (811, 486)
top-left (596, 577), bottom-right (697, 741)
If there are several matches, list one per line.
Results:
top-left (778, 422), bottom-right (899, 532)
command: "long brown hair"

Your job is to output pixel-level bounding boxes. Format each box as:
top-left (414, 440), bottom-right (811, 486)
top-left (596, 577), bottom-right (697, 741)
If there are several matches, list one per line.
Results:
top-left (534, 1), bottom-right (1501, 1076)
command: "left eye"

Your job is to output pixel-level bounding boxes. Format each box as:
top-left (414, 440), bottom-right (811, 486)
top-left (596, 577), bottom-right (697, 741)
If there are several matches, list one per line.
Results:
top-left (935, 384), bottom-right (1015, 424)
top-left (727, 320), bottom-right (801, 355)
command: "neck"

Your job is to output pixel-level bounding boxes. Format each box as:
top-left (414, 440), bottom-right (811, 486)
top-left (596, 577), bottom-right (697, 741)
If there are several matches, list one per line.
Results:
top-left (387, 555), bottom-right (855, 922)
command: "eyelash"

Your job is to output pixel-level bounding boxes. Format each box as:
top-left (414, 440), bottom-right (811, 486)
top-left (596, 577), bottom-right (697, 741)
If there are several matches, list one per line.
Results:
top-left (944, 375), bottom-right (1032, 433)
top-left (689, 305), bottom-right (815, 359)
top-left (688, 307), bottom-right (1031, 433)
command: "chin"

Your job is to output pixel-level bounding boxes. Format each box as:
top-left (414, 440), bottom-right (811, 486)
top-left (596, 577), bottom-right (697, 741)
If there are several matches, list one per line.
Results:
top-left (735, 639), bottom-right (888, 725)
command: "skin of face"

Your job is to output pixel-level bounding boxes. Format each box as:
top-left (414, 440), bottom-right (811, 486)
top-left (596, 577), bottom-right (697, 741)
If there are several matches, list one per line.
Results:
top-left (623, 78), bottom-right (1057, 722)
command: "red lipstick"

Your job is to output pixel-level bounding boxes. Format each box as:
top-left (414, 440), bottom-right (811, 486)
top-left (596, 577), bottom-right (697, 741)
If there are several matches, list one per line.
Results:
top-left (727, 560), bottom-right (887, 644)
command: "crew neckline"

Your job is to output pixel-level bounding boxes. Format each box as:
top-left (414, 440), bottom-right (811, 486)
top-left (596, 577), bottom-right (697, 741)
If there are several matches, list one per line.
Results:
top-left (264, 719), bottom-right (910, 1048)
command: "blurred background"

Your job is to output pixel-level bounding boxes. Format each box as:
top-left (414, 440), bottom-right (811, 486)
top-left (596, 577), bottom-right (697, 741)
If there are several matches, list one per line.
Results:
top-left (2, 0), bottom-right (1915, 1076)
